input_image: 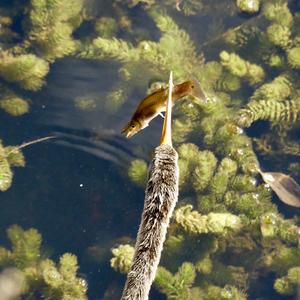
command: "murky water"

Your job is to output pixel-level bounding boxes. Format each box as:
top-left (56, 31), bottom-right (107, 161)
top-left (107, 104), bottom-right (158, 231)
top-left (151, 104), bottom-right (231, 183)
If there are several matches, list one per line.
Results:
top-left (1, 0), bottom-right (300, 299)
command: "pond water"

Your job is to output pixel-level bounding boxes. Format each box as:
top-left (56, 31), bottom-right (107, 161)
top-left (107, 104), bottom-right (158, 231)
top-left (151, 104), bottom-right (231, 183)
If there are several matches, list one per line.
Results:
top-left (0, 0), bottom-right (300, 299)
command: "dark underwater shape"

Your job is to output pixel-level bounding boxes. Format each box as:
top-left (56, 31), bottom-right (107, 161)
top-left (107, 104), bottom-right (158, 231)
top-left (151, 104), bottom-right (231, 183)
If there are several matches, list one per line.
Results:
top-left (260, 171), bottom-right (300, 207)
top-left (52, 131), bottom-right (141, 168)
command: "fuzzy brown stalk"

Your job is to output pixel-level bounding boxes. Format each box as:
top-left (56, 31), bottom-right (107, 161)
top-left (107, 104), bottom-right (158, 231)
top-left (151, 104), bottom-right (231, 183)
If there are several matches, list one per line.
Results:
top-left (121, 144), bottom-right (179, 300)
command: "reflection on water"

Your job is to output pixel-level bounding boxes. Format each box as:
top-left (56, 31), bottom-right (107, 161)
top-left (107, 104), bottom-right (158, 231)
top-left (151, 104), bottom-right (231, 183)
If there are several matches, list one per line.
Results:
top-left (0, 0), bottom-right (300, 299)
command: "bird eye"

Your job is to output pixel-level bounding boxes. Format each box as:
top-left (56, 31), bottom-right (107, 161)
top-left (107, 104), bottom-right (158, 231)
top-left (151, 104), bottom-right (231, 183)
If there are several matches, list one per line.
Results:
top-left (191, 85), bottom-right (194, 88)
top-left (131, 125), bottom-right (135, 128)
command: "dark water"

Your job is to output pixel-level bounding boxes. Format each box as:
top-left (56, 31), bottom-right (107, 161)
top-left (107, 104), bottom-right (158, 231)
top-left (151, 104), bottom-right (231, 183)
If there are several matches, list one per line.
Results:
top-left (0, 1), bottom-right (300, 300)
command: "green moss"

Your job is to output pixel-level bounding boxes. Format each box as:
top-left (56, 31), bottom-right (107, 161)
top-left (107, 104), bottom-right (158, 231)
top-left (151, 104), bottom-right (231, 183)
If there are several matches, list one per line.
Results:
top-left (274, 267), bottom-right (300, 295)
top-left (200, 61), bottom-right (223, 88)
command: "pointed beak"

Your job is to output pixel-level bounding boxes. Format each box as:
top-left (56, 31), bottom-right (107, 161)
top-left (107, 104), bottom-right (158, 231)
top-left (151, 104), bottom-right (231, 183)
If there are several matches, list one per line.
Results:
top-left (160, 71), bottom-right (173, 146)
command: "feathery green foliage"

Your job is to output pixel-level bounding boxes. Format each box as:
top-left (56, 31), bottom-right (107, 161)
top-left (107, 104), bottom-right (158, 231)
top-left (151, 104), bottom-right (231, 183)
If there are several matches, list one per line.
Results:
top-left (274, 267), bottom-right (300, 295)
top-left (175, 205), bottom-right (242, 235)
top-left (155, 262), bottom-right (196, 300)
top-left (0, 140), bottom-right (26, 192)
top-left (1, 0), bottom-right (300, 299)
top-left (0, 225), bottom-right (88, 300)
top-left (237, 99), bottom-right (299, 127)
top-left (0, 52), bottom-right (49, 90)
top-left (110, 244), bottom-right (135, 274)
top-left (128, 159), bottom-right (148, 187)
top-left (236, 0), bottom-right (260, 13)
top-left (26, 0), bottom-right (84, 60)
top-left (220, 51), bottom-right (265, 85)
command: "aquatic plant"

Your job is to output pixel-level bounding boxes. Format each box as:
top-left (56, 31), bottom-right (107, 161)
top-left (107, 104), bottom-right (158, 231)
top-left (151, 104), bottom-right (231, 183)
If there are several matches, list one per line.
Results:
top-left (174, 205), bottom-right (242, 235)
top-left (104, 87), bottom-right (127, 113)
top-left (216, 72), bottom-right (241, 92)
top-left (173, 0), bottom-right (204, 16)
top-left (236, 0), bottom-right (260, 14)
top-left (266, 23), bottom-right (291, 49)
top-left (219, 51), bottom-right (265, 85)
top-left (155, 262), bottom-right (197, 300)
top-left (0, 141), bottom-right (26, 192)
top-left (95, 17), bottom-right (118, 38)
top-left (78, 10), bottom-right (205, 116)
top-left (111, 244), bottom-right (135, 274)
top-left (0, 96), bottom-right (29, 116)
top-left (0, 225), bottom-right (88, 300)
top-left (0, 52), bottom-right (49, 91)
top-left (74, 96), bottom-right (97, 111)
top-left (128, 159), bottom-right (148, 187)
top-left (250, 74), bottom-right (293, 102)
top-left (263, 1), bottom-right (293, 27)
top-left (209, 158), bottom-right (238, 201)
top-left (274, 266), bottom-right (300, 295)
top-left (4, 147), bottom-right (25, 168)
top-left (41, 254), bottom-right (87, 300)
top-left (117, 0), bottom-right (204, 16)
top-left (192, 150), bottom-right (217, 192)
top-left (25, 0), bottom-right (85, 61)
top-left (287, 47), bottom-right (300, 69)
top-left (0, 86), bottom-right (29, 116)
top-left (237, 99), bottom-right (299, 127)
top-left (1, 0), bottom-right (300, 299)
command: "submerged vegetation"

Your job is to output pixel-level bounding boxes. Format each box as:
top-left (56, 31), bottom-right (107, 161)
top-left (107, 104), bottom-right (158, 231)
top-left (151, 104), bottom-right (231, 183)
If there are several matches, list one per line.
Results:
top-left (0, 225), bottom-right (87, 299)
top-left (1, 0), bottom-right (300, 299)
